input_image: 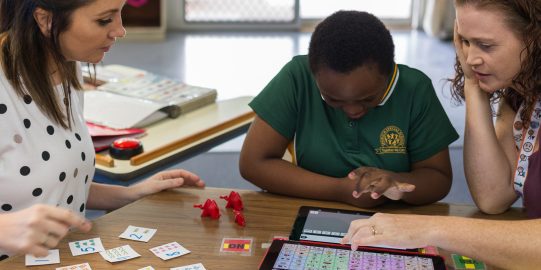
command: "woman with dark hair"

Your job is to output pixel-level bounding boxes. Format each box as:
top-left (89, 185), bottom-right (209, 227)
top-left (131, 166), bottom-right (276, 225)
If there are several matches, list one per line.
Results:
top-left (240, 11), bottom-right (458, 208)
top-left (0, 0), bottom-right (204, 259)
top-left (343, 1), bottom-right (541, 268)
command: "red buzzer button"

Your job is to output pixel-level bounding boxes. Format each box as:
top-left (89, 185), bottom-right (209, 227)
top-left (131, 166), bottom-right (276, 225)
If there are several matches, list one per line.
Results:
top-left (109, 138), bottom-right (143, 160)
top-left (112, 138), bottom-right (141, 149)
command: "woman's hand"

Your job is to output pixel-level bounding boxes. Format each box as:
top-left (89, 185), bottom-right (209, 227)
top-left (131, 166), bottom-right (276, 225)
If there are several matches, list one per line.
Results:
top-left (129, 169), bottom-right (205, 200)
top-left (454, 20), bottom-right (485, 94)
top-left (349, 167), bottom-right (415, 200)
top-left (341, 213), bottom-right (436, 250)
top-left (0, 205), bottom-right (91, 257)
top-left (454, 21), bottom-right (476, 82)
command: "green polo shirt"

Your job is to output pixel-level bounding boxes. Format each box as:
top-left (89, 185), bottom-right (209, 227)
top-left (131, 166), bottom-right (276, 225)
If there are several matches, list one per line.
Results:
top-left (250, 55), bottom-right (459, 178)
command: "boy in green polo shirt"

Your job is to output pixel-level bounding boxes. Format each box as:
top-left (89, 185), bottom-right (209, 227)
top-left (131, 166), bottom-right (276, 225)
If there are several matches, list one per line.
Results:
top-left (239, 10), bottom-right (458, 208)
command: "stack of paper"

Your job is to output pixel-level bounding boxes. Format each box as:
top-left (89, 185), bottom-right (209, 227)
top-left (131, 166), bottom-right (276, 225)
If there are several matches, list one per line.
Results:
top-left (84, 90), bottom-right (168, 129)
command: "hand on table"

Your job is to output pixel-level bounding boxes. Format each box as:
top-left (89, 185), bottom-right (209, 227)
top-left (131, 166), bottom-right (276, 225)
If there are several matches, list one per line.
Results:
top-left (340, 213), bottom-right (435, 250)
top-left (0, 204), bottom-right (91, 257)
top-left (130, 169), bottom-right (205, 200)
top-left (349, 167), bottom-right (415, 200)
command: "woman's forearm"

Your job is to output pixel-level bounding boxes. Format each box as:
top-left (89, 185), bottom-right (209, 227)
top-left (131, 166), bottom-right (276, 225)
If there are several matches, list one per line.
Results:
top-left (86, 183), bottom-right (137, 211)
top-left (431, 217), bottom-right (541, 270)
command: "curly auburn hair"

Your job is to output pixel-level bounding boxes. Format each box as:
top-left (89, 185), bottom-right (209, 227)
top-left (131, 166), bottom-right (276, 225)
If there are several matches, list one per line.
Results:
top-left (451, 0), bottom-right (541, 123)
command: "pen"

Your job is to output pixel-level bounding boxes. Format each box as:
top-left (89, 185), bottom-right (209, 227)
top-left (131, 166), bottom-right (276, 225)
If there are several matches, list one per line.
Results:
top-left (95, 153), bottom-right (114, 167)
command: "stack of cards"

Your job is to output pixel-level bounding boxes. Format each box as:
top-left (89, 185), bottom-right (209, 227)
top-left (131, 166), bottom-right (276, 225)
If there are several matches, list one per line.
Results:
top-left (24, 224), bottom-right (203, 268)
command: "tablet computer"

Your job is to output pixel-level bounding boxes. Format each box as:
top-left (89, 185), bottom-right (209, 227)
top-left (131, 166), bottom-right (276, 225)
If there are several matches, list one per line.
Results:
top-left (289, 206), bottom-right (375, 244)
top-left (259, 239), bottom-right (447, 270)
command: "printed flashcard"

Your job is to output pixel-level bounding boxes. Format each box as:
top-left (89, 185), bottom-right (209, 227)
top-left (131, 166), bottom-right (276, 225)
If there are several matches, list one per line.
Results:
top-left (452, 254), bottom-right (486, 270)
top-left (99, 245), bottom-right (140, 263)
top-left (149, 242), bottom-right (190, 261)
top-left (138, 266), bottom-right (156, 270)
top-left (220, 238), bottom-right (253, 254)
top-left (56, 262), bottom-right (92, 270)
top-left (119, 225), bottom-right (157, 242)
top-left (170, 263), bottom-right (207, 270)
top-left (25, 249), bottom-right (60, 266)
top-left (69, 238), bottom-right (105, 256)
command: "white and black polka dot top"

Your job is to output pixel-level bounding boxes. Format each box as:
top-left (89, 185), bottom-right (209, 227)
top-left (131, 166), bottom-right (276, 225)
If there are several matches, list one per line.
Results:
top-left (0, 63), bottom-right (95, 258)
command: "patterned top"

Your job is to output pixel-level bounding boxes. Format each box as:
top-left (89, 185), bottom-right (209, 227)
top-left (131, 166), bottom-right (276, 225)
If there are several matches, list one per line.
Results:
top-left (0, 63), bottom-right (95, 257)
top-left (512, 101), bottom-right (541, 218)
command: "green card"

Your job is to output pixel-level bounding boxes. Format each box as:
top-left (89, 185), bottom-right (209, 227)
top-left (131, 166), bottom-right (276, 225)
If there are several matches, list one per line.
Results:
top-left (451, 254), bottom-right (486, 270)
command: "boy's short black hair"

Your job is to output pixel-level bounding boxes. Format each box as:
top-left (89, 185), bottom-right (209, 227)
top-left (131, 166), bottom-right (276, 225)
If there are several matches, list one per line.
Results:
top-left (309, 10), bottom-right (395, 76)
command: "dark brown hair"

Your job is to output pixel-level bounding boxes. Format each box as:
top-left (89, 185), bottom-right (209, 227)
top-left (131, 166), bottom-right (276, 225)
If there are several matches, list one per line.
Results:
top-left (0, 0), bottom-right (94, 129)
top-left (451, 0), bottom-right (541, 123)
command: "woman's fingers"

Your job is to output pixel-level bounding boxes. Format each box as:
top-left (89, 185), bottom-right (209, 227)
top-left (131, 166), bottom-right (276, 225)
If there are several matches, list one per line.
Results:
top-left (43, 205), bottom-right (89, 230)
top-left (26, 244), bottom-right (50, 258)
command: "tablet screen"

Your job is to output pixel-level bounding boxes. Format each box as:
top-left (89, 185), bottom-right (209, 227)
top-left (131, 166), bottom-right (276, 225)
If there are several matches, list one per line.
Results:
top-left (290, 206), bottom-right (374, 244)
top-left (260, 239), bottom-right (446, 270)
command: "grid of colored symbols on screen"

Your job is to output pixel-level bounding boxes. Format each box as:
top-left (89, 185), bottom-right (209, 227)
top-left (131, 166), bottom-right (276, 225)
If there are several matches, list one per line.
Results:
top-left (273, 243), bottom-right (435, 270)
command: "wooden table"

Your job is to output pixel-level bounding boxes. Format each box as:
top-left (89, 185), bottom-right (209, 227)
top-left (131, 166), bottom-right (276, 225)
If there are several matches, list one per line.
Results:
top-left (0, 187), bottom-right (526, 269)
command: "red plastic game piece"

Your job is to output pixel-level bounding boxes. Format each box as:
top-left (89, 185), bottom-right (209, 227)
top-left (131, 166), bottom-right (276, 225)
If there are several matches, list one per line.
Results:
top-left (193, 199), bottom-right (221, 219)
top-left (220, 191), bottom-right (244, 211)
top-left (233, 210), bottom-right (246, 227)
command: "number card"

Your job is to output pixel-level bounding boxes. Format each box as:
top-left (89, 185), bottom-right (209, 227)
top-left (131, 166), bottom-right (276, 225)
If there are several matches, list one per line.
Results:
top-left (149, 242), bottom-right (190, 260)
top-left (25, 249), bottom-right (60, 266)
top-left (56, 262), bottom-right (92, 270)
top-left (99, 245), bottom-right (140, 263)
top-left (138, 266), bottom-right (156, 270)
top-left (69, 238), bottom-right (105, 256)
top-left (170, 263), bottom-right (207, 270)
top-left (119, 225), bottom-right (157, 242)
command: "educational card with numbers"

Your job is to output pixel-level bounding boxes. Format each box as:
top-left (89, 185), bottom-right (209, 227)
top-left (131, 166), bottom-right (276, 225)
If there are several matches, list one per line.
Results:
top-left (69, 238), bottom-right (105, 256)
top-left (137, 266), bottom-right (155, 270)
top-left (149, 242), bottom-right (190, 260)
top-left (25, 249), bottom-right (60, 266)
top-left (56, 262), bottom-right (92, 270)
top-left (119, 225), bottom-right (157, 242)
top-left (170, 263), bottom-right (207, 270)
top-left (99, 245), bottom-right (140, 263)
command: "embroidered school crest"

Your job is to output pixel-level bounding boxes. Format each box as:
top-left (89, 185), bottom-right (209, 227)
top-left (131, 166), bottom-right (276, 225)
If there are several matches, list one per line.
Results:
top-left (375, 125), bottom-right (406, 154)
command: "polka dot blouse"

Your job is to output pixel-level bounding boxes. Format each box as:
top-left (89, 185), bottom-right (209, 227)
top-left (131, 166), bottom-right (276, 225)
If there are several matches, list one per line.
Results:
top-left (0, 64), bottom-right (95, 258)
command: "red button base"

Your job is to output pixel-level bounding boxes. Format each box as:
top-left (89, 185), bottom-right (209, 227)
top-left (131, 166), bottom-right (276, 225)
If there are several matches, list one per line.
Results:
top-left (109, 138), bottom-right (143, 160)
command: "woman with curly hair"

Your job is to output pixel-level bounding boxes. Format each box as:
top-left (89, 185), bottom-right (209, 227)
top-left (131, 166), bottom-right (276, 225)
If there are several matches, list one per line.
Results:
top-left (342, 1), bottom-right (541, 269)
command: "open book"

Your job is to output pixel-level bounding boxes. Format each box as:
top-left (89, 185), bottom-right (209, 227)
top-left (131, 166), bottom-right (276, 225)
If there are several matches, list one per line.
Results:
top-left (83, 65), bottom-right (217, 129)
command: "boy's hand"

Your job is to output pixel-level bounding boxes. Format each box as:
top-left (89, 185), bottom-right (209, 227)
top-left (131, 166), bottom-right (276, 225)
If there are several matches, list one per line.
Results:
top-left (349, 167), bottom-right (415, 200)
